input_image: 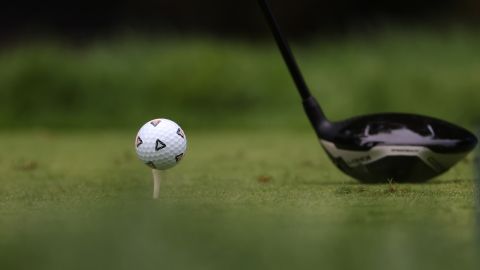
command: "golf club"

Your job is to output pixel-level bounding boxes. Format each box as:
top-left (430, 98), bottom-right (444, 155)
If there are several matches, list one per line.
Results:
top-left (258, 0), bottom-right (478, 183)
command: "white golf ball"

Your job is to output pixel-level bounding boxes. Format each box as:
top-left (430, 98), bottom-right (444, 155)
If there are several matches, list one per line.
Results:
top-left (135, 119), bottom-right (187, 170)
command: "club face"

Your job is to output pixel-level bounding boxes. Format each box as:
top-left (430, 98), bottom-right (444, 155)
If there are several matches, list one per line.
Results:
top-left (318, 113), bottom-right (478, 183)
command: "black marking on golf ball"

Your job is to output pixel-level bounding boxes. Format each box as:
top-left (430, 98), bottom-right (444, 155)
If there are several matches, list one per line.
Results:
top-left (136, 136), bottom-right (143, 148)
top-left (155, 139), bottom-right (166, 151)
top-left (150, 120), bottom-right (161, 127)
top-left (175, 153), bottom-right (184, 162)
top-left (176, 128), bottom-right (185, 139)
top-left (146, 161), bottom-right (157, 169)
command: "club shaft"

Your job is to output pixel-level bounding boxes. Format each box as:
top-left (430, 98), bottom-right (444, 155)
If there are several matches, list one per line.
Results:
top-left (258, 0), bottom-right (329, 137)
top-left (258, 0), bottom-right (312, 100)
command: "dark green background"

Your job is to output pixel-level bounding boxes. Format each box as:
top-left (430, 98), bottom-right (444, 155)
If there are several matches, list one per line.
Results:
top-left (1, 30), bottom-right (479, 130)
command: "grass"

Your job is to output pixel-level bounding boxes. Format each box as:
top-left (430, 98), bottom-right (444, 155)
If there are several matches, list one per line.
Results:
top-left (1, 30), bottom-right (479, 269)
top-left (0, 130), bottom-right (478, 270)
top-left (1, 30), bottom-right (480, 130)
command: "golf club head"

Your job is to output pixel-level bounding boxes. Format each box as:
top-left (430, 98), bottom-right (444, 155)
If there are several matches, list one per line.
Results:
top-left (315, 113), bottom-right (478, 183)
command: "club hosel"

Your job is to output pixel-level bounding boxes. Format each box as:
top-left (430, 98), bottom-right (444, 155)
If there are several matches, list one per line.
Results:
top-left (302, 96), bottom-right (330, 138)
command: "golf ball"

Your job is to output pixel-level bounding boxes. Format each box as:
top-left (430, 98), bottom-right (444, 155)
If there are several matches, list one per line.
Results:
top-left (135, 119), bottom-right (187, 170)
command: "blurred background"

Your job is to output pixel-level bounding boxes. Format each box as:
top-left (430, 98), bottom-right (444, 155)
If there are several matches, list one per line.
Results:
top-left (0, 0), bottom-right (479, 130)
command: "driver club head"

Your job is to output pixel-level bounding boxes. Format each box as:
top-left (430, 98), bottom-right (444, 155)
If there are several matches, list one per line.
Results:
top-left (314, 111), bottom-right (477, 183)
top-left (259, 0), bottom-right (478, 183)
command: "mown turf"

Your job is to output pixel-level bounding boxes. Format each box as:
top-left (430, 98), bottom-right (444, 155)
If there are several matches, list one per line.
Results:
top-left (0, 131), bottom-right (478, 270)
top-left (1, 30), bottom-right (479, 269)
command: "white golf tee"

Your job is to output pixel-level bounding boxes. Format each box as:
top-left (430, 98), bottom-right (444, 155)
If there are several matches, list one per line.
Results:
top-left (152, 169), bottom-right (161, 199)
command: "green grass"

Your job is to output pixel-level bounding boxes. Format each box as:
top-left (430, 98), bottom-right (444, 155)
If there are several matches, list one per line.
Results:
top-left (1, 31), bottom-right (479, 269)
top-left (0, 131), bottom-right (478, 270)
top-left (1, 30), bottom-right (480, 129)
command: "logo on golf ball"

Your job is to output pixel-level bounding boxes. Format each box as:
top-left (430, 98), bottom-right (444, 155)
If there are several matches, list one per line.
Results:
top-left (135, 119), bottom-right (187, 170)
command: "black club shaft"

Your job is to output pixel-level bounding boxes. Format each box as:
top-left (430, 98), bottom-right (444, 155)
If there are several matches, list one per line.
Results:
top-left (257, 0), bottom-right (313, 100)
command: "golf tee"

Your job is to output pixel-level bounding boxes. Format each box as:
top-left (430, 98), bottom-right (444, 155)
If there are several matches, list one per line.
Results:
top-left (152, 169), bottom-right (161, 199)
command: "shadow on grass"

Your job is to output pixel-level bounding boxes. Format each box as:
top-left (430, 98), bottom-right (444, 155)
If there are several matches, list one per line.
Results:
top-left (305, 178), bottom-right (469, 187)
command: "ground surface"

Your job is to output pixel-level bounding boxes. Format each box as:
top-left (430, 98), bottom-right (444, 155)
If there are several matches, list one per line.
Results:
top-left (1, 30), bottom-right (479, 269)
top-left (0, 131), bottom-right (478, 270)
